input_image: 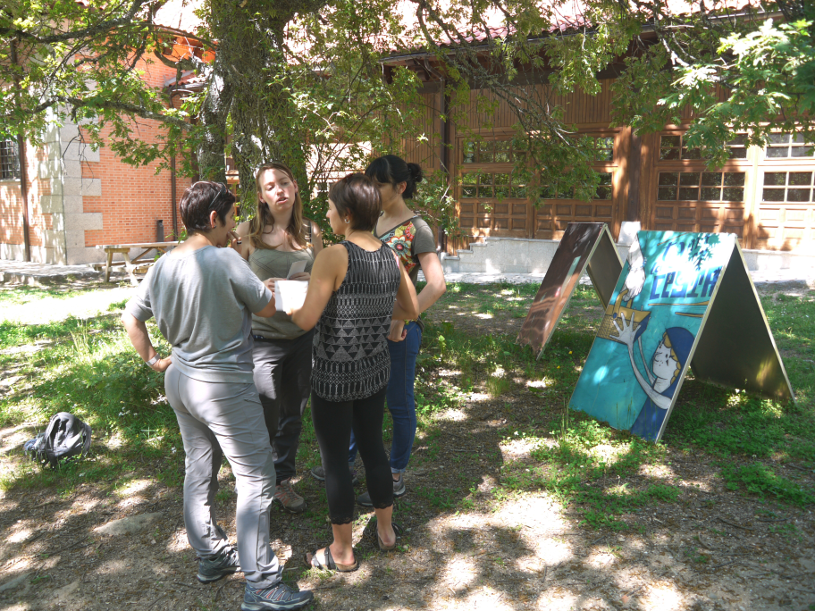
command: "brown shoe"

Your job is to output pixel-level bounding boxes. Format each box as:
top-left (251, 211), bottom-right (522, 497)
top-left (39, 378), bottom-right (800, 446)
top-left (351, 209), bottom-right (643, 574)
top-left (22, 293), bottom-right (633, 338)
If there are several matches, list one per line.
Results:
top-left (274, 479), bottom-right (306, 514)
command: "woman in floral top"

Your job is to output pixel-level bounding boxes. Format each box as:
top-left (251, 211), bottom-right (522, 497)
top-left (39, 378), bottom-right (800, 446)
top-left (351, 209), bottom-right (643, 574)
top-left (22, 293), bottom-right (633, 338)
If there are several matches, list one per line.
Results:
top-left (349, 155), bottom-right (447, 505)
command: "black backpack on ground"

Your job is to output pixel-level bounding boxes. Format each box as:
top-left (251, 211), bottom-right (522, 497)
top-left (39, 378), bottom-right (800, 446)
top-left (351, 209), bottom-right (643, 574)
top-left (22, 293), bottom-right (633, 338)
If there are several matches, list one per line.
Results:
top-left (24, 412), bottom-right (92, 468)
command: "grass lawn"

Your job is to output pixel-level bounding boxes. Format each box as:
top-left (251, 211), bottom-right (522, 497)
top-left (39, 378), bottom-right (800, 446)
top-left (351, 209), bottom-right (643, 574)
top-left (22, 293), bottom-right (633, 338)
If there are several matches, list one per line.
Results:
top-left (0, 280), bottom-right (813, 611)
top-left (417, 283), bottom-right (815, 521)
top-left (2, 281), bottom-right (813, 519)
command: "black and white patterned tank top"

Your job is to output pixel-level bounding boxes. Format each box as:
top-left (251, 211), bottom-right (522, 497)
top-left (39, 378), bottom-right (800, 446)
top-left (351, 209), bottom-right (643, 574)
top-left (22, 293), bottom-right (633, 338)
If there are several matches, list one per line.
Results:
top-left (311, 241), bottom-right (400, 401)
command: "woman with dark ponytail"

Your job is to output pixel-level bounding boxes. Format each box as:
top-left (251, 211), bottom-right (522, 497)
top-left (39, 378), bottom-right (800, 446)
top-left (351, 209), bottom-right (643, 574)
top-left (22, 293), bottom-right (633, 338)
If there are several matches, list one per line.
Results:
top-left (310, 155), bottom-right (446, 504)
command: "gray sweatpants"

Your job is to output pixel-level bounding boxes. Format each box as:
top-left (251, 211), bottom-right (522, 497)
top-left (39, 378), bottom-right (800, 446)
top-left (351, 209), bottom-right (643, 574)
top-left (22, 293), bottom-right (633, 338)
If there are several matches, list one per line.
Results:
top-left (165, 365), bottom-right (280, 588)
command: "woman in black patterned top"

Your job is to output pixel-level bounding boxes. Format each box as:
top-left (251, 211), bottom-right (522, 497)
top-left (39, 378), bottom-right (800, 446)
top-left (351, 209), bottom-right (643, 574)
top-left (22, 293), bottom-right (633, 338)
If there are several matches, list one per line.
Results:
top-left (282, 174), bottom-right (418, 571)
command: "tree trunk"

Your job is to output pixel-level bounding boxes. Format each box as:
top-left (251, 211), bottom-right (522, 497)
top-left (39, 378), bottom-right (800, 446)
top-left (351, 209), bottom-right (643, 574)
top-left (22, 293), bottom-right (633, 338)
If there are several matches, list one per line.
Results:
top-left (195, 54), bottom-right (232, 183)
top-left (196, 0), bottom-right (329, 213)
top-left (226, 16), bottom-right (311, 216)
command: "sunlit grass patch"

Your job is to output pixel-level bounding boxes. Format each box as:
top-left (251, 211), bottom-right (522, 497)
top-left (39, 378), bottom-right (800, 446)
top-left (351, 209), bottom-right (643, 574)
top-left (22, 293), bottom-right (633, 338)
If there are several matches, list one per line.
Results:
top-left (0, 314), bottom-right (183, 494)
top-left (492, 407), bottom-right (674, 528)
top-left (0, 314), bottom-right (124, 351)
top-left (414, 281), bottom-right (815, 519)
top-left (0, 286), bottom-right (95, 305)
top-left (668, 387), bottom-right (815, 463)
top-left (107, 298), bottom-right (129, 311)
top-left (2, 280), bottom-right (814, 532)
top-left (499, 434), bottom-right (549, 461)
top-left (486, 374), bottom-right (511, 396)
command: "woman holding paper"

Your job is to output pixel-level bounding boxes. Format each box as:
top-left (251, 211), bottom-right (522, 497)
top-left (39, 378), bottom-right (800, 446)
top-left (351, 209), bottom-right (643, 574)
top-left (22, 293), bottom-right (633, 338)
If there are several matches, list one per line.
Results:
top-left (282, 173), bottom-right (418, 571)
top-left (235, 162), bottom-right (324, 514)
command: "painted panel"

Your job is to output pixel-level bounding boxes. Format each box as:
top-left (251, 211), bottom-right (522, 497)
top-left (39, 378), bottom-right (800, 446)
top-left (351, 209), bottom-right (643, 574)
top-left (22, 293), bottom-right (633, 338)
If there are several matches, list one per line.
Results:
top-left (518, 223), bottom-right (621, 357)
top-left (569, 231), bottom-right (736, 442)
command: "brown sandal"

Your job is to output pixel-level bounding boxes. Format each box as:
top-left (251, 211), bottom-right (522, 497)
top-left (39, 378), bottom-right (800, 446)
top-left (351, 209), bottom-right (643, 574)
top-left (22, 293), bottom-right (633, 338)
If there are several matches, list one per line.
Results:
top-left (305, 547), bottom-right (359, 572)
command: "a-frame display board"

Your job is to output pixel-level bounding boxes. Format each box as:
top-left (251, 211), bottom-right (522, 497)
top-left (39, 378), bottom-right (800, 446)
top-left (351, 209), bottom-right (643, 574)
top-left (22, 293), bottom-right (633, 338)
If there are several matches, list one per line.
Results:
top-left (518, 222), bottom-right (622, 359)
top-left (569, 230), bottom-right (794, 443)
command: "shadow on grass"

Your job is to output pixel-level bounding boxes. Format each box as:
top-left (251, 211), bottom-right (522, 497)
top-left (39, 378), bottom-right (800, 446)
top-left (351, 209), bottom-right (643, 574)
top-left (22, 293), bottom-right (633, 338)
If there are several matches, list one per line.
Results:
top-left (0, 283), bottom-right (813, 610)
top-left (1, 318), bottom-right (183, 498)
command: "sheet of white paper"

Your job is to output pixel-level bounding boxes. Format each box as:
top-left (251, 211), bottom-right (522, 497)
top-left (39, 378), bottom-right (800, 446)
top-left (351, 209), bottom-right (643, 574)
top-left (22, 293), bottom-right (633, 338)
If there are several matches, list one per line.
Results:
top-left (287, 260), bottom-right (307, 278)
top-left (275, 280), bottom-right (308, 312)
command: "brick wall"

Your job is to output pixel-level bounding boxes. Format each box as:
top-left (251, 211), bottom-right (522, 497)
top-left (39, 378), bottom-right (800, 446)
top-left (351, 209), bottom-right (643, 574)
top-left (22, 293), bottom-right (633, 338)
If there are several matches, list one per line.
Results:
top-left (81, 55), bottom-right (193, 257)
top-left (0, 138), bottom-right (56, 261)
top-left (81, 128), bottom-right (192, 248)
top-left (1, 51), bottom-right (196, 264)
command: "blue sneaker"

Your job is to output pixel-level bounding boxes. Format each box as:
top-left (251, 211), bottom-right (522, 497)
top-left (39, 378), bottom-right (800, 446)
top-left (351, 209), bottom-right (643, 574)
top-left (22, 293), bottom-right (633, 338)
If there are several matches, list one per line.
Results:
top-left (197, 547), bottom-right (240, 583)
top-left (241, 582), bottom-right (314, 610)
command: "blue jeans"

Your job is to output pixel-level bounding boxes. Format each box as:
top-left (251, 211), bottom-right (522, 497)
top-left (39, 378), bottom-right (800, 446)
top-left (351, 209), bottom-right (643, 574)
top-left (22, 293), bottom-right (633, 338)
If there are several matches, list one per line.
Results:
top-left (349, 321), bottom-right (422, 474)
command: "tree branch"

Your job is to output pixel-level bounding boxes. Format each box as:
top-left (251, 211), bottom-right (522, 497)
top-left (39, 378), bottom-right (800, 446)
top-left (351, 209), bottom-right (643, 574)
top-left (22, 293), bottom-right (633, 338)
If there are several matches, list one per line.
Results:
top-left (12, 96), bottom-right (189, 129)
top-left (1, 0), bottom-right (160, 44)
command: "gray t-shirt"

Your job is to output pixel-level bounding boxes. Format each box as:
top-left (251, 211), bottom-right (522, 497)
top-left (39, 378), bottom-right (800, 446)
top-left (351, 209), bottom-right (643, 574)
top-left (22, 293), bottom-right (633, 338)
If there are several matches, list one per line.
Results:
top-left (125, 246), bottom-right (272, 384)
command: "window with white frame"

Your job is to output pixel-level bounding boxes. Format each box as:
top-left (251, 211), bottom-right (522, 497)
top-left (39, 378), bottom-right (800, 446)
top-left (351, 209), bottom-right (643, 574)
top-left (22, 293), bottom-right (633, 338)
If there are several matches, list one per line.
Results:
top-left (762, 172), bottom-right (814, 203)
top-left (764, 133), bottom-right (814, 159)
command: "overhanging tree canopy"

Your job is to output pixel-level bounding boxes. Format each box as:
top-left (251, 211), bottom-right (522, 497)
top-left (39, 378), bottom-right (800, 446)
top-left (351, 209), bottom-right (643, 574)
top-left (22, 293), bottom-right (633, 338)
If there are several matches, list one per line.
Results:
top-left (1, 0), bottom-right (813, 227)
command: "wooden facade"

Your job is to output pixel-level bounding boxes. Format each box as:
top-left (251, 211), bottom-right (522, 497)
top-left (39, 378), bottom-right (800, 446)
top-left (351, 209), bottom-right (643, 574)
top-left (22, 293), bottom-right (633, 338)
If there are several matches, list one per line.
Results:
top-left (400, 80), bottom-right (815, 255)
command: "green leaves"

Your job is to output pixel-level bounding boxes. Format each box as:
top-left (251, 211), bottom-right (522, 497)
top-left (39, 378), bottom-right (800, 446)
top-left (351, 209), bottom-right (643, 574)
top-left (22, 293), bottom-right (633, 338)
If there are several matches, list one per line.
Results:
top-left (612, 13), bottom-right (815, 168)
top-left (723, 463), bottom-right (815, 506)
top-left (4, 0), bottom-right (813, 209)
top-left (1, 0), bottom-right (181, 154)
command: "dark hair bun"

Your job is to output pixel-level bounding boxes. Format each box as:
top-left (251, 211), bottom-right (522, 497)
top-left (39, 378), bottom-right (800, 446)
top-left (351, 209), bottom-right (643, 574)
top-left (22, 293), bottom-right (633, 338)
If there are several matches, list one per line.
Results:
top-left (365, 155), bottom-right (423, 199)
top-left (407, 163), bottom-right (423, 184)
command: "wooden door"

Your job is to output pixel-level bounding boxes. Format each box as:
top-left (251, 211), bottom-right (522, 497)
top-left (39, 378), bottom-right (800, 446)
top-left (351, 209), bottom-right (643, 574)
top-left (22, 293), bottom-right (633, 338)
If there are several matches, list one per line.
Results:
top-left (753, 133), bottom-right (815, 252)
top-left (533, 132), bottom-right (620, 240)
top-left (649, 133), bottom-right (750, 241)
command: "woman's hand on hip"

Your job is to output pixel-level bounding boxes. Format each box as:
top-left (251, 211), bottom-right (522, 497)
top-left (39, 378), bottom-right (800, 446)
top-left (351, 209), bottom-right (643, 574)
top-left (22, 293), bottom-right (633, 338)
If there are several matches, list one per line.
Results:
top-left (151, 356), bottom-right (173, 373)
top-left (388, 319), bottom-right (407, 342)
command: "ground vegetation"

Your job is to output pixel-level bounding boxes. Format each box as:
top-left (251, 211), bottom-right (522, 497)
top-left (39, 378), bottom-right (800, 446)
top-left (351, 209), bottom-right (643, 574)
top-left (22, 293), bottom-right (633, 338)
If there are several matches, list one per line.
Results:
top-left (0, 277), bottom-right (812, 610)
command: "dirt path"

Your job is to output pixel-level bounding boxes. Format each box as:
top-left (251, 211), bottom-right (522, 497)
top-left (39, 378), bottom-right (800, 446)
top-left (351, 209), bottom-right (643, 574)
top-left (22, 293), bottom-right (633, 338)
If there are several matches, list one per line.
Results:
top-left (2, 393), bottom-right (813, 611)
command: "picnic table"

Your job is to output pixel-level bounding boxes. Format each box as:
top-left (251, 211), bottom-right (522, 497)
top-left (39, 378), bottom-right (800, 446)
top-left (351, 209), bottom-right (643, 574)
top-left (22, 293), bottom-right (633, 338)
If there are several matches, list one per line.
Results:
top-left (96, 241), bottom-right (181, 285)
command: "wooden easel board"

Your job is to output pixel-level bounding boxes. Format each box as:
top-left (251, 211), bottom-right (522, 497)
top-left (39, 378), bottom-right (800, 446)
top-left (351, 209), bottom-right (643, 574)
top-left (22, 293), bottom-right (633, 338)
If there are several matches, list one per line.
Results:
top-left (568, 230), bottom-right (794, 443)
top-left (517, 222), bottom-right (622, 359)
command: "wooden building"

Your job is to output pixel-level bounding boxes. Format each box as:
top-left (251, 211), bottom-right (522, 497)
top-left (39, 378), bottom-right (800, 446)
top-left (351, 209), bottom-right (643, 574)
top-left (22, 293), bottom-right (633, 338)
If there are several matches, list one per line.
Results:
top-left (394, 77), bottom-right (815, 256)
